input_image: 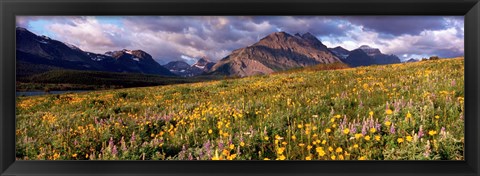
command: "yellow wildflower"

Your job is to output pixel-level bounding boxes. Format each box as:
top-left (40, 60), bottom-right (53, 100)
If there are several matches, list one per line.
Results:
top-left (397, 138), bottom-right (404, 143)
top-left (336, 147), bottom-right (343, 153)
top-left (406, 111), bottom-right (412, 118)
top-left (369, 128), bottom-right (376, 133)
top-left (386, 109), bottom-right (393, 115)
top-left (343, 128), bottom-right (350, 135)
top-left (355, 133), bottom-right (363, 139)
top-left (429, 130), bottom-right (437, 136)
top-left (364, 136), bottom-right (371, 141)
top-left (325, 128), bottom-right (332, 133)
top-left (406, 136), bottom-right (413, 142)
top-left (374, 135), bottom-right (381, 141)
top-left (384, 121), bottom-right (392, 126)
top-left (240, 141), bottom-right (245, 147)
top-left (228, 154), bottom-right (237, 160)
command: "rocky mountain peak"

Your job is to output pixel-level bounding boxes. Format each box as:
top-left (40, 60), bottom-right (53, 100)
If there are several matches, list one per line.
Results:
top-left (209, 31), bottom-right (341, 77)
top-left (358, 45), bottom-right (382, 56)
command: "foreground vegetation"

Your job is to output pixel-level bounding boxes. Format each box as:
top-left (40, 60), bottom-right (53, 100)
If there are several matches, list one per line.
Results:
top-left (16, 58), bottom-right (464, 160)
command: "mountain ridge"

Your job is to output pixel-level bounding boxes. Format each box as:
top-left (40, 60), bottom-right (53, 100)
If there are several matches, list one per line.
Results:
top-left (16, 27), bottom-right (175, 77)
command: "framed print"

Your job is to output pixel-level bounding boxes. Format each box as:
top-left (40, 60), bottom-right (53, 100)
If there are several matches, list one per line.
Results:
top-left (1, 0), bottom-right (479, 175)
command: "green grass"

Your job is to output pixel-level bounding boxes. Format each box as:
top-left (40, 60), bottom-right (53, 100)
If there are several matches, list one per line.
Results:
top-left (16, 69), bottom-right (223, 91)
top-left (15, 58), bottom-right (464, 160)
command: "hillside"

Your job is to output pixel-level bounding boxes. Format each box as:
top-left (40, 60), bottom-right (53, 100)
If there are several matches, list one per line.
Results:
top-left (209, 32), bottom-right (342, 77)
top-left (16, 58), bottom-right (464, 160)
top-left (16, 69), bottom-right (220, 91)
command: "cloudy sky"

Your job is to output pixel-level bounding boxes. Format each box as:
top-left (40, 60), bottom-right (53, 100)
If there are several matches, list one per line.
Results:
top-left (17, 16), bottom-right (464, 64)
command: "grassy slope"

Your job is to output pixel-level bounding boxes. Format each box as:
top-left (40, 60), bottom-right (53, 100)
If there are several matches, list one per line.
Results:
top-left (16, 69), bottom-right (222, 91)
top-left (16, 58), bottom-right (464, 160)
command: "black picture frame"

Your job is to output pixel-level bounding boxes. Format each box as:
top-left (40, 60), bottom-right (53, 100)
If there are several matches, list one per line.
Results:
top-left (1, 0), bottom-right (479, 175)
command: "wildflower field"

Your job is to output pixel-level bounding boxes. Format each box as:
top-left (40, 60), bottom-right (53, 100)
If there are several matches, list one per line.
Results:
top-left (16, 57), bottom-right (464, 160)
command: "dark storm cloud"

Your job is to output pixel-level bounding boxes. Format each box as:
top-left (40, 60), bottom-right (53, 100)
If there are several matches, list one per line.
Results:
top-left (18, 16), bottom-right (464, 63)
top-left (345, 16), bottom-right (456, 36)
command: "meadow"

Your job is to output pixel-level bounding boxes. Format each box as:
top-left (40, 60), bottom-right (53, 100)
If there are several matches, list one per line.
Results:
top-left (15, 57), bottom-right (464, 160)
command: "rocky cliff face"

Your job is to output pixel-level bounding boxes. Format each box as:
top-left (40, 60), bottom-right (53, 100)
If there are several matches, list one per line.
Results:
top-left (209, 32), bottom-right (342, 77)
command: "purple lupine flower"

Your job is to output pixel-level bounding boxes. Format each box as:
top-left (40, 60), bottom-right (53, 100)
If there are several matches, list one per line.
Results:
top-left (188, 153), bottom-right (193, 160)
top-left (361, 122), bottom-right (367, 136)
top-left (441, 127), bottom-right (446, 137)
top-left (451, 80), bottom-right (456, 86)
top-left (199, 150), bottom-right (204, 159)
top-left (393, 102), bottom-right (399, 113)
top-left (203, 140), bottom-right (211, 158)
top-left (218, 141), bottom-right (224, 151)
top-left (390, 123), bottom-right (396, 134)
top-left (74, 139), bottom-right (78, 146)
top-left (424, 140), bottom-right (431, 157)
top-left (109, 137), bottom-right (114, 148)
top-left (351, 125), bottom-right (357, 134)
top-left (112, 145), bottom-right (118, 156)
top-left (418, 126), bottom-right (424, 139)
top-left (130, 132), bottom-right (136, 142)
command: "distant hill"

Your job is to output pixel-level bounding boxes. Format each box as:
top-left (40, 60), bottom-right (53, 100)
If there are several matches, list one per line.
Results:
top-left (209, 32), bottom-right (342, 77)
top-left (16, 27), bottom-right (175, 77)
top-left (163, 58), bottom-right (216, 77)
top-left (405, 58), bottom-right (419, 63)
top-left (343, 45), bottom-right (401, 67)
top-left (328, 46), bottom-right (351, 60)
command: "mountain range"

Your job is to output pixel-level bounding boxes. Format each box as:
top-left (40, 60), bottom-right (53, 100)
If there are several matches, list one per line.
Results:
top-left (16, 27), bottom-right (402, 78)
top-left (16, 27), bottom-right (175, 77)
top-left (163, 58), bottom-right (215, 77)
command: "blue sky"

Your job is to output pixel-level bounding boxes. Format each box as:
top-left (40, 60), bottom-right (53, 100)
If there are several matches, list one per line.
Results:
top-left (17, 16), bottom-right (464, 64)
